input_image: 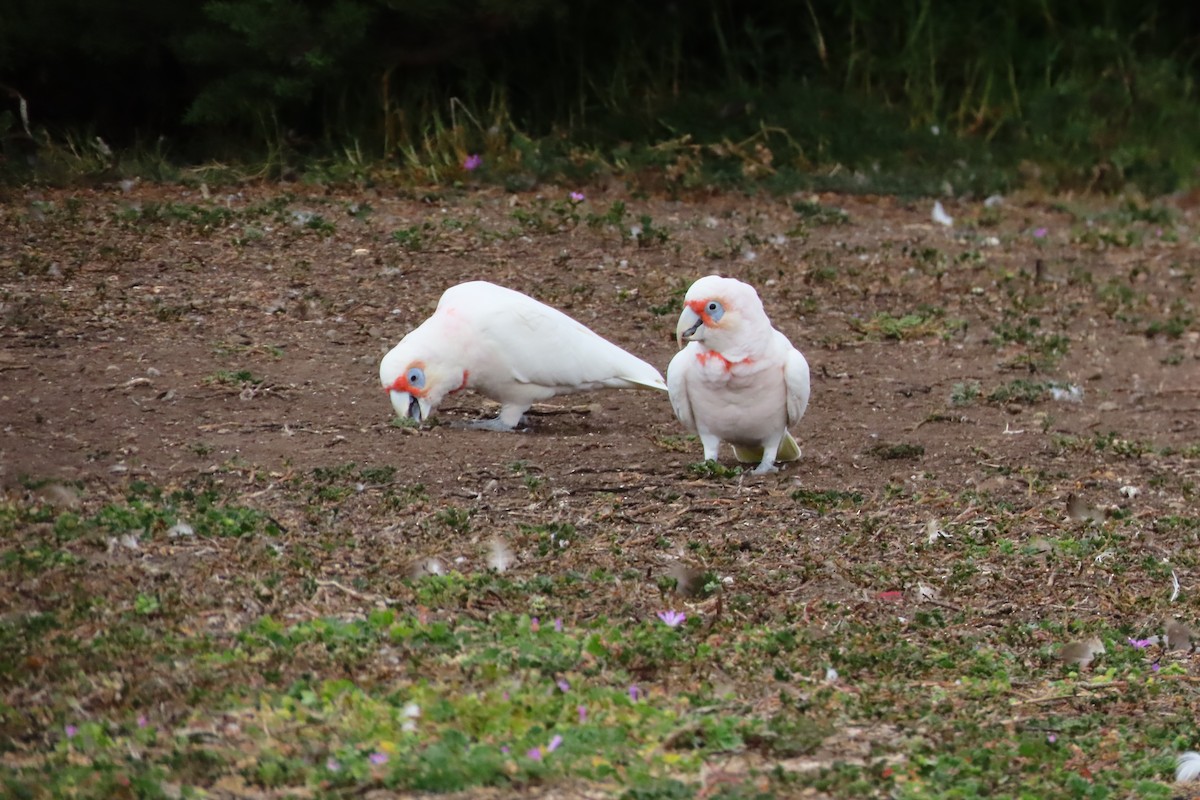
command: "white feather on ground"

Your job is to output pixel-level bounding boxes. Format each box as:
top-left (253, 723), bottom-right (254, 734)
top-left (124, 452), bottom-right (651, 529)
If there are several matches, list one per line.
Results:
top-left (487, 537), bottom-right (514, 572)
top-left (1176, 751), bottom-right (1200, 782)
top-left (932, 201), bottom-right (954, 227)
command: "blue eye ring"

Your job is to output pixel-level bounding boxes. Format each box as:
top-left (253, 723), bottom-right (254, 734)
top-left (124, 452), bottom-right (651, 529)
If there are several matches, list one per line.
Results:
top-left (706, 301), bottom-right (724, 322)
top-left (406, 366), bottom-right (426, 389)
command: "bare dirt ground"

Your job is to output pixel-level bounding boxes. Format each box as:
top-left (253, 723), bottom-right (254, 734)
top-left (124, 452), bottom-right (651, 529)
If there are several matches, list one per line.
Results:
top-left (2, 180), bottom-right (1199, 795)
top-left (3, 184), bottom-right (1197, 531)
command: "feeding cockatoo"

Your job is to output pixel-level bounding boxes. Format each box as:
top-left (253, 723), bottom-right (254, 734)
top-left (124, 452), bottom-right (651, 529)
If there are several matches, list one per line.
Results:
top-left (667, 275), bottom-right (810, 474)
top-left (380, 281), bottom-right (667, 430)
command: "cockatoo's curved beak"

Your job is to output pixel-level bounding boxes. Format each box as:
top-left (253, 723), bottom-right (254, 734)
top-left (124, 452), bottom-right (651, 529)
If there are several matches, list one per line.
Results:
top-left (676, 306), bottom-right (704, 347)
top-left (389, 390), bottom-right (429, 423)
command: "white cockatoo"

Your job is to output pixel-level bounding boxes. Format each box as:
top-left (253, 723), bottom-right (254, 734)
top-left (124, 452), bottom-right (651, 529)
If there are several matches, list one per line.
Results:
top-left (667, 275), bottom-right (810, 474)
top-left (380, 281), bottom-right (667, 430)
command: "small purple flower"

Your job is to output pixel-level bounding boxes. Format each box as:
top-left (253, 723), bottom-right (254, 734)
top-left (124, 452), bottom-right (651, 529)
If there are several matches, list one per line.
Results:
top-left (554, 618), bottom-right (563, 632)
top-left (527, 746), bottom-right (543, 761)
top-left (65, 724), bottom-right (78, 739)
top-left (501, 745), bottom-right (510, 754)
top-left (1032, 227), bottom-right (1048, 239)
top-left (577, 705), bottom-right (587, 723)
top-left (326, 757), bottom-right (341, 772)
top-left (628, 684), bottom-right (642, 702)
top-left (1152, 662), bottom-right (1161, 672)
top-left (657, 609), bottom-right (686, 628)
top-left (1127, 637), bottom-right (1153, 649)
top-left (547, 734), bottom-right (563, 753)
top-left (369, 751), bottom-right (389, 766)
top-left (530, 617), bottom-right (540, 632)
top-left (556, 678), bottom-right (570, 693)
top-left (569, 192), bottom-right (585, 203)
top-left (136, 715), bottom-right (148, 729)
top-left (463, 154), bottom-right (483, 172)
top-left (1046, 733), bottom-right (1057, 744)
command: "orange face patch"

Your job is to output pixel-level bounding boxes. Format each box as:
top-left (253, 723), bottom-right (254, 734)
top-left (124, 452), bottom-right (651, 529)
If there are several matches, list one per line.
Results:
top-left (385, 361), bottom-right (429, 396)
top-left (687, 298), bottom-right (721, 327)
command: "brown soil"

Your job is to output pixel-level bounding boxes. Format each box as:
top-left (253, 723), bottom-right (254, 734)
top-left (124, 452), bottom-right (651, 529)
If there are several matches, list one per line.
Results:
top-left (2, 182), bottom-right (1198, 748)
top-left (4, 185), bottom-right (1196, 502)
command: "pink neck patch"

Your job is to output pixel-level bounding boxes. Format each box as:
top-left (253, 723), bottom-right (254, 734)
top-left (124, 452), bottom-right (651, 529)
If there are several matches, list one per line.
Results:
top-left (696, 350), bottom-right (752, 371)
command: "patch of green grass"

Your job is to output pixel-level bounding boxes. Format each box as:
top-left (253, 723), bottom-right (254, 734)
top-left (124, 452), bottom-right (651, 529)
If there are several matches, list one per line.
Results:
top-left (392, 224), bottom-right (431, 250)
top-left (791, 199), bottom-right (849, 226)
top-left (519, 522), bottom-right (577, 557)
top-left (989, 314), bottom-right (1071, 369)
top-left (1, 545), bottom-right (82, 574)
top-left (1144, 313), bottom-right (1193, 339)
top-left (206, 369), bottom-right (264, 387)
top-left (436, 506), bottom-right (472, 534)
top-left (987, 379), bottom-right (1051, 405)
top-left (852, 308), bottom-right (965, 341)
top-left (303, 463), bottom-right (399, 504)
top-left (586, 200), bottom-right (628, 229)
top-left (868, 443), bottom-right (924, 460)
top-left (3, 442), bottom-right (1196, 800)
top-left (1092, 432), bottom-right (1152, 459)
top-left (653, 434), bottom-right (697, 453)
top-left (950, 381), bottom-right (981, 407)
top-left (298, 212), bottom-right (335, 234)
top-left (1095, 278), bottom-right (1141, 316)
top-left (686, 460), bottom-right (743, 479)
top-left (790, 489), bottom-right (864, 515)
top-left (114, 201), bottom-right (236, 230)
top-left (648, 288), bottom-right (685, 317)
top-left (631, 214), bottom-right (670, 247)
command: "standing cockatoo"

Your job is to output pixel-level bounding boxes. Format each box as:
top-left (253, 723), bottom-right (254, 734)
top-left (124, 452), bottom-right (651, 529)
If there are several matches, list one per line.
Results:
top-left (380, 281), bottom-right (667, 430)
top-left (667, 275), bottom-right (810, 474)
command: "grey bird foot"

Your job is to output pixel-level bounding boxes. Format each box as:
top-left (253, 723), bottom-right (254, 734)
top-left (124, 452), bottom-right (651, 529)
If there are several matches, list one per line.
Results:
top-left (468, 416), bottom-right (524, 432)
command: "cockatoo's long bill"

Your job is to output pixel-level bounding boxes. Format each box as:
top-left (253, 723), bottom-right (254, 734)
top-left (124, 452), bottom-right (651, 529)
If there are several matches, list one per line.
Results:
top-left (385, 371), bottom-right (431, 422)
top-left (676, 307), bottom-right (704, 346)
top-left (390, 390), bottom-right (423, 421)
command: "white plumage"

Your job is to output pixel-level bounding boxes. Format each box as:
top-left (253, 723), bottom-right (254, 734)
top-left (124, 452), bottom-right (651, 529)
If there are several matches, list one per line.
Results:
top-left (667, 275), bottom-right (810, 474)
top-left (380, 281), bottom-right (666, 430)
top-left (1178, 751), bottom-right (1200, 783)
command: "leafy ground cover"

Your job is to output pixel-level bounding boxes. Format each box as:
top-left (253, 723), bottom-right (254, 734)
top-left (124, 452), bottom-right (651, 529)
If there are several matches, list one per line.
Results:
top-left (1, 182), bottom-right (1199, 798)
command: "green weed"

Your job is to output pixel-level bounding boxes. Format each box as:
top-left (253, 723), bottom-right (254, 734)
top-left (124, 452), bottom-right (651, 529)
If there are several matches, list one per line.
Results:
top-left (852, 308), bottom-right (964, 341)
top-left (686, 460), bottom-right (743, 479)
top-left (392, 224), bottom-right (430, 250)
top-left (950, 381), bottom-right (981, 407)
top-left (790, 489), bottom-right (864, 514)
top-left (868, 443), bottom-right (924, 460)
top-left (206, 369), bottom-right (264, 387)
top-left (792, 199), bottom-right (849, 226)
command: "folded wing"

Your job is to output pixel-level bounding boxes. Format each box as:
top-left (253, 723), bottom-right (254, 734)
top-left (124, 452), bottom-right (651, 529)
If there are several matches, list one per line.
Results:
top-left (462, 284), bottom-right (667, 392)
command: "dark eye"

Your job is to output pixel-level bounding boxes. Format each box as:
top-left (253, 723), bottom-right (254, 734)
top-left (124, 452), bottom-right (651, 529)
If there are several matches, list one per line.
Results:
top-left (406, 367), bottom-right (426, 389)
top-left (706, 301), bottom-right (725, 322)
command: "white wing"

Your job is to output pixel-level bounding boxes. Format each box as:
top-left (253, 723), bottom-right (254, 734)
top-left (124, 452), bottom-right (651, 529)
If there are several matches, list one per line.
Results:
top-left (666, 347), bottom-right (697, 432)
top-left (783, 339), bottom-right (810, 426)
top-left (446, 282), bottom-right (666, 391)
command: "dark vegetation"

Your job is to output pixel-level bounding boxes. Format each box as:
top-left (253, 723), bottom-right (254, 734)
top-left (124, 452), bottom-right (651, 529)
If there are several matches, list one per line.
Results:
top-left (3, 0), bottom-right (1200, 192)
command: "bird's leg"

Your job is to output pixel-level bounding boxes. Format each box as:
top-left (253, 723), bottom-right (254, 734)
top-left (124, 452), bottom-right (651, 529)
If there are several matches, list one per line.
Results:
top-left (699, 433), bottom-right (722, 462)
top-left (467, 403), bottom-right (529, 432)
top-left (752, 438), bottom-right (782, 475)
